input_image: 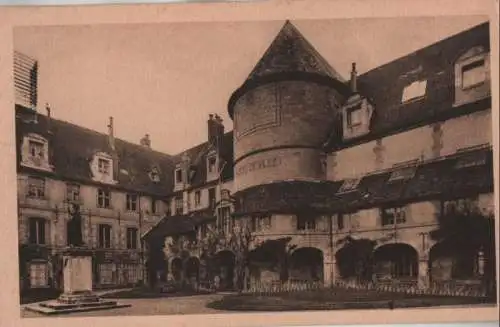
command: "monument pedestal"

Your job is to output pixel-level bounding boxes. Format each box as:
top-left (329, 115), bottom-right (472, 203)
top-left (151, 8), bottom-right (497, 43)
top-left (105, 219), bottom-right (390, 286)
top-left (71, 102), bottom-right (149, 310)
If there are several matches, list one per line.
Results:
top-left (25, 247), bottom-right (130, 315)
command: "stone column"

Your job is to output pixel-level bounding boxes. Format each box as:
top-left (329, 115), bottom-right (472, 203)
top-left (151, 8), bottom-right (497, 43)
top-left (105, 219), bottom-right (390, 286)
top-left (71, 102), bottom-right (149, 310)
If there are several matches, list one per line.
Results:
top-left (417, 256), bottom-right (429, 289)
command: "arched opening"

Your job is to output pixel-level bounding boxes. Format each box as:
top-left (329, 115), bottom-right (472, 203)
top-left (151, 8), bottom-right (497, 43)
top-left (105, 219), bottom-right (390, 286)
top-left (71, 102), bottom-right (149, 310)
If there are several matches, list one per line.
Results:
top-left (429, 241), bottom-right (479, 282)
top-left (184, 257), bottom-right (200, 290)
top-left (335, 237), bottom-right (376, 282)
top-left (171, 257), bottom-right (183, 283)
top-left (373, 243), bottom-right (418, 282)
top-left (289, 247), bottom-right (324, 283)
top-left (214, 250), bottom-right (235, 290)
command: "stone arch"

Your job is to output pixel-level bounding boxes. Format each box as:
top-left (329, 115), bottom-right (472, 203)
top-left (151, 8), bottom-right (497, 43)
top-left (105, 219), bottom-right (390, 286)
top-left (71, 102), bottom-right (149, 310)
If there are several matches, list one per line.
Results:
top-left (373, 243), bottom-right (419, 281)
top-left (213, 250), bottom-right (236, 290)
top-left (428, 240), bottom-right (478, 282)
top-left (289, 247), bottom-right (324, 282)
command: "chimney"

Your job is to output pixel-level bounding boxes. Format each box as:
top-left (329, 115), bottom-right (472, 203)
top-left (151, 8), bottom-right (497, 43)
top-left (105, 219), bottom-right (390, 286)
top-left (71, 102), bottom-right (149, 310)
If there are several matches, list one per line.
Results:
top-left (350, 62), bottom-right (357, 93)
top-left (140, 134), bottom-right (151, 148)
top-left (107, 116), bottom-right (115, 150)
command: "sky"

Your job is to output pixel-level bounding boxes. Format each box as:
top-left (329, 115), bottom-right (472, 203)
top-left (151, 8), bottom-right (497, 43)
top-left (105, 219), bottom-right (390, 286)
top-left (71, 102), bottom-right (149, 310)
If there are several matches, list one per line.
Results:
top-left (13, 16), bottom-right (489, 155)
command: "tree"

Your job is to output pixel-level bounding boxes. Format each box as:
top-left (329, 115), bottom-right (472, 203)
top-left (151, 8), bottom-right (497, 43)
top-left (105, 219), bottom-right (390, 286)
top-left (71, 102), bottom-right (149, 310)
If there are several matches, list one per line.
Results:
top-left (429, 200), bottom-right (496, 295)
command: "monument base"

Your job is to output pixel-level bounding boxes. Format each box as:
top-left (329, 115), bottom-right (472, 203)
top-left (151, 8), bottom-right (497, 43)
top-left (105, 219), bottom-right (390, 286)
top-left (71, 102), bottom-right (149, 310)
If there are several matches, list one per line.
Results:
top-left (25, 297), bottom-right (131, 315)
top-left (24, 247), bottom-right (130, 315)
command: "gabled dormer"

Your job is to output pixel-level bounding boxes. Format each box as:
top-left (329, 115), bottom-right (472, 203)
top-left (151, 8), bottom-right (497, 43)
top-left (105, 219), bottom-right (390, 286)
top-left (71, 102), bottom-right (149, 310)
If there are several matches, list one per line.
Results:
top-left (90, 151), bottom-right (117, 184)
top-left (149, 166), bottom-right (161, 183)
top-left (206, 149), bottom-right (219, 182)
top-left (20, 133), bottom-right (53, 172)
top-left (454, 46), bottom-right (490, 106)
top-left (342, 63), bottom-right (375, 141)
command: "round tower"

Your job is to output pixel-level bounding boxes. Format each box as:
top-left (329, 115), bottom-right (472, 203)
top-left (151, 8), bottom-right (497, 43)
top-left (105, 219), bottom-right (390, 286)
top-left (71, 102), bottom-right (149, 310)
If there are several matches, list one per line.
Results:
top-left (229, 21), bottom-right (350, 199)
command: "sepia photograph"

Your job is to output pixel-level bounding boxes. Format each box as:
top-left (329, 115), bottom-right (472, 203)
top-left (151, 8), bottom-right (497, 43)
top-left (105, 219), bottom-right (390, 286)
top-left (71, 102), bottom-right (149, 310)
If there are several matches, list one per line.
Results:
top-left (11, 14), bottom-right (498, 319)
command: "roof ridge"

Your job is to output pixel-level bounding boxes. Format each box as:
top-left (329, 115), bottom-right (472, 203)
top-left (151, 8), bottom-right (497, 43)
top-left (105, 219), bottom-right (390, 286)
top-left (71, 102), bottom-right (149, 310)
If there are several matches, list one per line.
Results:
top-left (17, 106), bottom-right (175, 158)
top-left (359, 21), bottom-right (489, 78)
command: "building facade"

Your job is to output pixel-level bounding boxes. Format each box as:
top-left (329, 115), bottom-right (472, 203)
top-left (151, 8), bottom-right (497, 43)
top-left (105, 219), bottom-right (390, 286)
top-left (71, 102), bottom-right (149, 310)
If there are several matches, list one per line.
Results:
top-left (143, 21), bottom-right (495, 293)
top-left (16, 20), bottom-right (496, 295)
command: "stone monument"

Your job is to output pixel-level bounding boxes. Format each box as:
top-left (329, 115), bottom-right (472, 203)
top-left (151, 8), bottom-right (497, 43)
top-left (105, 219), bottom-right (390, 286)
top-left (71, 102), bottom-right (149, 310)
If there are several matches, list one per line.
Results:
top-left (25, 204), bottom-right (130, 315)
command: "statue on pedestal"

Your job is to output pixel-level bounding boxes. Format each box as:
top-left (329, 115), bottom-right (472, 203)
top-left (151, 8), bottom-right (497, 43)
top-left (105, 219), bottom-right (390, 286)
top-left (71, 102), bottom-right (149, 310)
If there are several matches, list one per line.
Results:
top-left (67, 203), bottom-right (84, 247)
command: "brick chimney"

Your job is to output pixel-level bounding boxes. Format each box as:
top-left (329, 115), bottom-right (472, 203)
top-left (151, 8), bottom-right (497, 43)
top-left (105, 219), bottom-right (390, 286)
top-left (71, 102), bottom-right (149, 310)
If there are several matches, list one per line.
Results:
top-left (350, 62), bottom-right (358, 93)
top-left (208, 113), bottom-right (225, 146)
top-left (140, 134), bottom-right (151, 148)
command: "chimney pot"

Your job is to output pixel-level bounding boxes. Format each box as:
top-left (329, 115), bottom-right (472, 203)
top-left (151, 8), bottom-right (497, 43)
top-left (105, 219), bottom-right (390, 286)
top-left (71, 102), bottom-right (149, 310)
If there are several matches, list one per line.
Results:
top-left (45, 103), bottom-right (51, 117)
top-left (350, 62), bottom-right (358, 93)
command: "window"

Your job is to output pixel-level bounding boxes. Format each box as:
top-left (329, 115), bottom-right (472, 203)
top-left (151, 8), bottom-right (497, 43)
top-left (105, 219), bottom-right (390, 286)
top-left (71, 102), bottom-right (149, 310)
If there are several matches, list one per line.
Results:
top-left (98, 224), bottom-right (112, 248)
top-left (28, 218), bottom-right (46, 245)
top-left (218, 206), bottom-right (232, 232)
top-left (149, 167), bottom-right (160, 183)
top-left (27, 177), bottom-right (45, 199)
top-left (208, 187), bottom-right (216, 209)
top-left (175, 168), bottom-right (183, 184)
top-left (346, 105), bottom-right (362, 128)
top-left (207, 156), bottom-right (217, 174)
top-left (66, 183), bottom-right (80, 202)
top-left (337, 178), bottom-right (361, 194)
top-left (381, 207), bottom-right (406, 226)
top-left (402, 80), bottom-right (427, 102)
top-left (29, 263), bottom-right (48, 287)
top-left (175, 197), bottom-right (183, 215)
top-left (251, 215), bottom-right (271, 232)
top-left (126, 193), bottom-right (138, 211)
top-left (151, 198), bottom-right (161, 214)
top-left (98, 158), bottom-right (111, 175)
top-left (164, 200), bottom-right (172, 216)
top-left (462, 59), bottom-right (486, 89)
top-left (97, 188), bottom-right (111, 208)
top-left (194, 191), bottom-right (201, 206)
top-left (337, 214), bottom-right (345, 231)
top-left (28, 140), bottom-right (45, 160)
top-left (126, 227), bottom-right (138, 250)
top-left (297, 214), bottom-right (316, 231)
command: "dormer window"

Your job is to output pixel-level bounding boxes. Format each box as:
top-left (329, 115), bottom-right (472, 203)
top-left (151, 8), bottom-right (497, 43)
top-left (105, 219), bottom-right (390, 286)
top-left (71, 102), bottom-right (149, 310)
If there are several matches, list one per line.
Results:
top-left (342, 96), bottom-right (374, 140)
top-left (208, 156), bottom-right (217, 174)
top-left (21, 133), bottom-right (52, 172)
top-left (175, 168), bottom-right (183, 184)
top-left (149, 167), bottom-right (160, 183)
top-left (346, 105), bottom-right (362, 128)
top-left (90, 152), bottom-right (116, 184)
top-left (98, 158), bottom-right (110, 175)
top-left (461, 59), bottom-right (486, 89)
top-left (402, 80), bottom-right (427, 103)
top-left (337, 178), bottom-right (361, 194)
top-left (206, 152), bottom-right (219, 182)
top-left (454, 46), bottom-right (490, 106)
top-left (28, 140), bottom-right (45, 160)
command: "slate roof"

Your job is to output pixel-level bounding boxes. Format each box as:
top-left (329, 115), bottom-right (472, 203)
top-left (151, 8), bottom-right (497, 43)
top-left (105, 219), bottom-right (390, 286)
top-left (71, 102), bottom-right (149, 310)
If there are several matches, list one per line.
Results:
top-left (15, 105), bottom-right (176, 196)
top-left (171, 131), bottom-right (234, 191)
top-left (233, 147), bottom-right (493, 215)
top-left (142, 213), bottom-right (215, 242)
top-left (247, 20), bottom-right (346, 82)
top-left (328, 21), bottom-right (491, 149)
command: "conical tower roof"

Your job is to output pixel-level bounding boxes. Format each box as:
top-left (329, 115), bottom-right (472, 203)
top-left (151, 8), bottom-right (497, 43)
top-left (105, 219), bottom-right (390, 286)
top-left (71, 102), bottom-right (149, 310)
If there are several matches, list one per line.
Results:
top-left (247, 20), bottom-right (346, 82)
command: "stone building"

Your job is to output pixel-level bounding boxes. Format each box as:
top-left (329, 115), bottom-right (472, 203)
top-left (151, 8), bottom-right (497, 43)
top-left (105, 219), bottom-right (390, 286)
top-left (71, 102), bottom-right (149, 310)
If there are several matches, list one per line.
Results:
top-left (15, 102), bottom-right (175, 293)
top-left (16, 20), bottom-right (495, 295)
top-left (143, 21), bottom-right (495, 292)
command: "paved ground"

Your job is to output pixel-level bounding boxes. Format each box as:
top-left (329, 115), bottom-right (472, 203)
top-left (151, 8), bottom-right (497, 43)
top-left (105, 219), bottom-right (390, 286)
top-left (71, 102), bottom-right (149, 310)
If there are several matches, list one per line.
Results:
top-left (21, 293), bottom-right (229, 318)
